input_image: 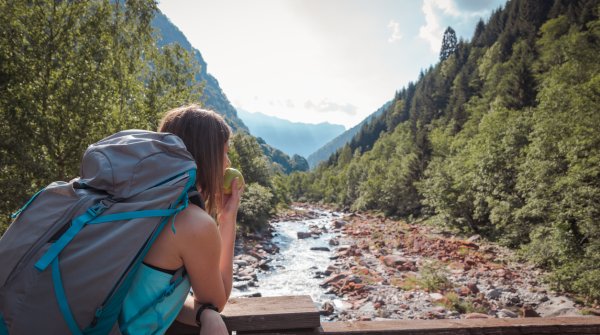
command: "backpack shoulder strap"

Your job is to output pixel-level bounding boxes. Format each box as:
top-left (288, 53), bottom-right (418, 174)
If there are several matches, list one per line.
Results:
top-left (188, 189), bottom-right (205, 210)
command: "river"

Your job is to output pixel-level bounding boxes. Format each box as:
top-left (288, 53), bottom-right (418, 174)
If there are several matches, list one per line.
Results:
top-left (231, 207), bottom-right (339, 307)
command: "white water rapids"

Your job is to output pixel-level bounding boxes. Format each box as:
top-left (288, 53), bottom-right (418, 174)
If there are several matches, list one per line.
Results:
top-left (231, 207), bottom-right (341, 306)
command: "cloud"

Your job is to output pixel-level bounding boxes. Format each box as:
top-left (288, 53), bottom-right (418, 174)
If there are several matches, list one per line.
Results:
top-left (387, 20), bottom-right (403, 43)
top-left (419, 0), bottom-right (459, 53)
top-left (454, 0), bottom-right (502, 13)
top-left (304, 99), bottom-right (357, 116)
top-left (418, 0), bottom-right (502, 54)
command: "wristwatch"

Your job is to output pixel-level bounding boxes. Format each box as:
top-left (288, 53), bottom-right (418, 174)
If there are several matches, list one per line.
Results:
top-left (195, 303), bottom-right (219, 327)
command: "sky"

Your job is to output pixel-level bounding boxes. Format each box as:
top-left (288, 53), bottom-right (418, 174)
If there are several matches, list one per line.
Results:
top-left (157, 0), bottom-right (508, 129)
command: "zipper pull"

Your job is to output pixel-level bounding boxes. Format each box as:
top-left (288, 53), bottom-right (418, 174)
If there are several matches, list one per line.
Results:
top-left (91, 306), bottom-right (103, 327)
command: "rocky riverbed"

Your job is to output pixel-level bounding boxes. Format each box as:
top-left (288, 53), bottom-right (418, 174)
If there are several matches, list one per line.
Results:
top-left (231, 204), bottom-right (600, 321)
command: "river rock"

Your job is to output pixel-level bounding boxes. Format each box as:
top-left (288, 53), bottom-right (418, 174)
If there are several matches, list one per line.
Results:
top-left (467, 282), bottom-right (480, 294)
top-left (234, 282), bottom-right (248, 290)
top-left (521, 305), bottom-right (541, 317)
top-left (498, 309), bottom-right (518, 318)
top-left (500, 292), bottom-right (521, 306)
top-left (324, 265), bottom-right (338, 276)
top-left (237, 254), bottom-right (260, 264)
top-left (297, 231), bottom-right (312, 239)
top-left (382, 255), bottom-right (407, 267)
top-left (311, 246), bottom-right (331, 252)
top-left (429, 293), bottom-right (444, 302)
top-left (321, 273), bottom-right (348, 287)
top-left (333, 220), bottom-right (348, 228)
top-left (333, 299), bottom-right (353, 311)
top-left (486, 288), bottom-right (503, 300)
top-left (329, 238), bottom-right (340, 246)
top-left (321, 301), bottom-right (335, 316)
top-left (248, 250), bottom-right (265, 260)
top-left (358, 301), bottom-right (375, 313)
top-left (258, 259), bottom-right (272, 270)
top-left (233, 259), bottom-right (248, 267)
top-left (536, 296), bottom-right (578, 317)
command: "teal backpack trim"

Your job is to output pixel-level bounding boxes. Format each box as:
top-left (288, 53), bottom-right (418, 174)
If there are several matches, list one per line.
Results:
top-left (11, 187), bottom-right (45, 219)
top-left (52, 258), bottom-right (83, 335)
top-left (0, 313), bottom-right (8, 335)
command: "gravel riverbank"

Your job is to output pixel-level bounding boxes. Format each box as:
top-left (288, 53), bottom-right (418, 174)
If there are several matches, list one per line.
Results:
top-left (232, 204), bottom-right (600, 321)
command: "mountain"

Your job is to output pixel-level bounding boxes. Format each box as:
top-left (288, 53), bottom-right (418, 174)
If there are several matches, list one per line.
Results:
top-left (152, 11), bottom-right (307, 174)
top-left (237, 109), bottom-right (345, 158)
top-left (257, 138), bottom-right (309, 174)
top-left (152, 11), bottom-right (247, 131)
top-left (307, 101), bottom-right (391, 168)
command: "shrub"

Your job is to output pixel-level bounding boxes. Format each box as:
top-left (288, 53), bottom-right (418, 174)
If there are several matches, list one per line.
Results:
top-left (237, 183), bottom-right (274, 233)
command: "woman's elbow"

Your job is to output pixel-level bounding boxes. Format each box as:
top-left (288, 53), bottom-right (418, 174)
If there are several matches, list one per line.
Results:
top-left (196, 292), bottom-right (227, 312)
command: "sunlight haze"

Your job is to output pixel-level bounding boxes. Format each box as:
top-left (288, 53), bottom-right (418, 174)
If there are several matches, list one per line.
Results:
top-left (157, 0), bottom-right (508, 128)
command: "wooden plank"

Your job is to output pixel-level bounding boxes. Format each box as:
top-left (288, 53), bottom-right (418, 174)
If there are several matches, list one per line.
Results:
top-left (236, 327), bottom-right (321, 334)
top-left (320, 316), bottom-right (600, 334)
top-left (166, 295), bottom-right (320, 334)
top-left (223, 295), bottom-right (320, 332)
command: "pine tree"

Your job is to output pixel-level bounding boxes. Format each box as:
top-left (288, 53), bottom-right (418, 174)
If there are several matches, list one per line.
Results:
top-left (440, 27), bottom-right (458, 61)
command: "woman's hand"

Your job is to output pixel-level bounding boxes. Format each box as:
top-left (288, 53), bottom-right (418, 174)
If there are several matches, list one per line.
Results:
top-left (218, 178), bottom-right (243, 225)
top-left (199, 309), bottom-right (228, 335)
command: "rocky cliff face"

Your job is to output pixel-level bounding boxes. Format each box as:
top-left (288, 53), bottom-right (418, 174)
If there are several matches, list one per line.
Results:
top-left (152, 11), bottom-right (248, 131)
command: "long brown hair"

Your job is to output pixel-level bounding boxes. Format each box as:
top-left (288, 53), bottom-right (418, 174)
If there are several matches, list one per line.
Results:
top-left (158, 105), bottom-right (231, 218)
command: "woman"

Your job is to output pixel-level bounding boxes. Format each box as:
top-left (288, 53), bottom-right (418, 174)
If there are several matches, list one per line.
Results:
top-left (119, 105), bottom-right (242, 335)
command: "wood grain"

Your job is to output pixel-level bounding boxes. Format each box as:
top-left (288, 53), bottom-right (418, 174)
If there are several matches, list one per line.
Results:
top-left (320, 316), bottom-right (600, 334)
top-left (166, 295), bottom-right (320, 334)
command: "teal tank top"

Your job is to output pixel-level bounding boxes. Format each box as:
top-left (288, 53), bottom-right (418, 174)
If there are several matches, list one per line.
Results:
top-left (119, 264), bottom-right (191, 335)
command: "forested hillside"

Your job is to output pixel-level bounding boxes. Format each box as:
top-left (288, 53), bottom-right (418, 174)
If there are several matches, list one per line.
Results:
top-left (0, 1), bottom-right (286, 234)
top-left (288, 0), bottom-right (600, 301)
top-left (307, 101), bottom-right (390, 169)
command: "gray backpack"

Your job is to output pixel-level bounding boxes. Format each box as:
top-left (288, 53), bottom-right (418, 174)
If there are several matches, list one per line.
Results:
top-left (0, 130), bottom-right (197, 335)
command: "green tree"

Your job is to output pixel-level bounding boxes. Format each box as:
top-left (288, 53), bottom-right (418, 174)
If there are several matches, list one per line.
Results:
top-left (518, 15), bottom-right (600, 300)
top-left (0, 1), bottom-right (204, 233)
top-left (440, 26), bottom-right (458, 61)
top-left (237, 183), bottom-right (274, 233)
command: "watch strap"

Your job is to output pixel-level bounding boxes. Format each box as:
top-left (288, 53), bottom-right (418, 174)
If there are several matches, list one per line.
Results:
top-left (195, 303), bottom-right (219, 327)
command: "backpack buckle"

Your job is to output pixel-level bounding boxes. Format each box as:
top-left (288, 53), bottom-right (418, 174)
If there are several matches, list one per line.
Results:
top-left (86, 198), bottom-right (114, 217)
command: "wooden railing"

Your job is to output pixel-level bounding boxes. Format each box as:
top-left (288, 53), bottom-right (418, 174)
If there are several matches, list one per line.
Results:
top-left (166, 295), bottom-right (600, 335)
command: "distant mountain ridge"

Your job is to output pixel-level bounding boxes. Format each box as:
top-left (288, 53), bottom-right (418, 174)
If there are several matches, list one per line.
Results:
top-left (152, 11), bottom-right (247, 131)
top-left (237, 109), bottom-right (345, 158)
top-left (307, 101), bottom-right (391, 168)
top-left (152, 10), bottom-right (310, 174)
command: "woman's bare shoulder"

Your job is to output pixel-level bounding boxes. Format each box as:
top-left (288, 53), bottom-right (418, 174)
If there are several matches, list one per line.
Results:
top-left (174, 204), bottom-right (219, 239)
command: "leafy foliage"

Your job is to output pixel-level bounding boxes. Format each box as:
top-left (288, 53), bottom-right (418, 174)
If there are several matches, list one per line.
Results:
top-left (0, 0), bottom-right (203, 233)
top-left (229, 132), bottom-right (291, 231)
top-left (0, 1), bottom-right (283, 236)
top-left (237, 183), bottom-right (274, 233)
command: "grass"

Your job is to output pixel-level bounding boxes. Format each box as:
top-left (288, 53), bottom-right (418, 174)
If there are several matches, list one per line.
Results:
top-left (438, 292), bottom-right (487, 314)
top-left (419, 262), bottom-right (452, 292)
top-left (392, 262), bottom-right (453, 292)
